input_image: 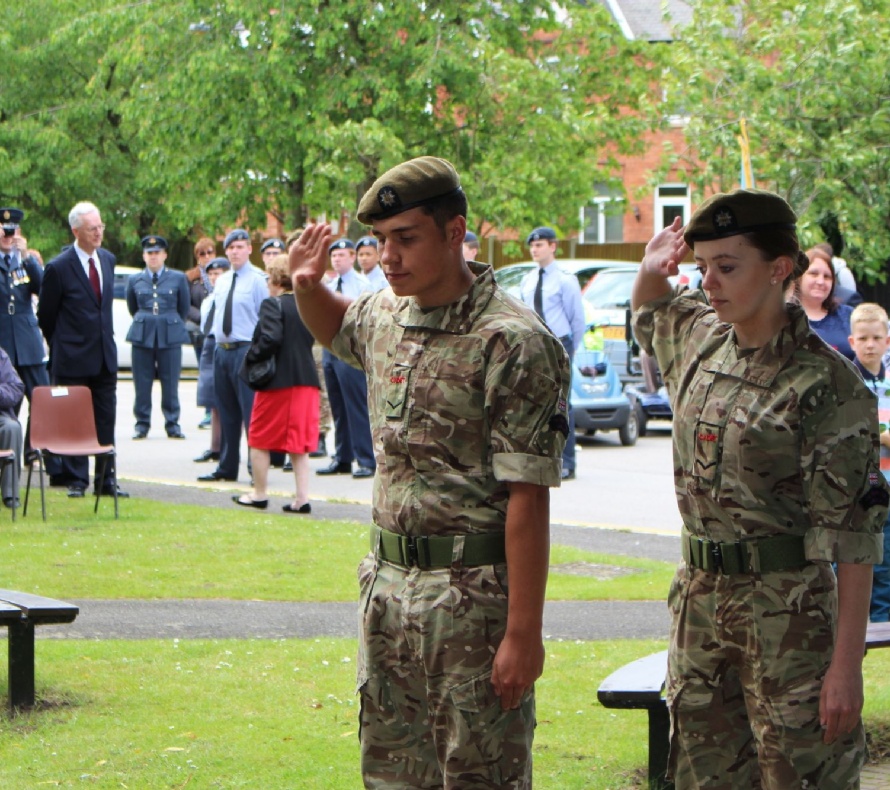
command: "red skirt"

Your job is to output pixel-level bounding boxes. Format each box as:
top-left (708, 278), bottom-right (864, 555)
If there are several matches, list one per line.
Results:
top-left (248, 386), bottom-right (320, 454)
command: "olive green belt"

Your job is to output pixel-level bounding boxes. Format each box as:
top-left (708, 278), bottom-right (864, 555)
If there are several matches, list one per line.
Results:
top-left (371, 525), bottom-right (506, 569)
top-left (682, 529), bottom-right (809, 575)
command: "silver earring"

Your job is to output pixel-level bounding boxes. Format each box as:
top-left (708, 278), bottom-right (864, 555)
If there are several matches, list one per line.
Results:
top-left (770, 278), bottom-right (777, 285)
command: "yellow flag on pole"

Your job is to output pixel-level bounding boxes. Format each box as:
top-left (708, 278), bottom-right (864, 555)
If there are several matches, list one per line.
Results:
top-left (738, 118), bottom-right (755, 188)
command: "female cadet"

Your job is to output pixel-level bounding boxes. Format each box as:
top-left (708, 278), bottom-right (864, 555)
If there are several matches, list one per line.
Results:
top-left (631, 189), bottom-right (889, 789)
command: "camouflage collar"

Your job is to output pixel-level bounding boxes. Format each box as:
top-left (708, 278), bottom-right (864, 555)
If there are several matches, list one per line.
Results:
top-left (710, 303), bottom-right (811, 387)
top-left (398, 261), bottom-right (494, 333)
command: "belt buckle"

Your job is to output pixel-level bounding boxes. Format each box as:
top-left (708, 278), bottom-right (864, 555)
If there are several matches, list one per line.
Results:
top-left (710, 542), bottom-right (724, 573)
top-left (405, 535), bottom-right (430, 568)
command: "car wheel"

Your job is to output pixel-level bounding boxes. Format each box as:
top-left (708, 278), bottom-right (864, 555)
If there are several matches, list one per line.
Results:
top-left (619, 407), bottom-right (639, 446)
top-left (636, 403), bottom-right (648, 438)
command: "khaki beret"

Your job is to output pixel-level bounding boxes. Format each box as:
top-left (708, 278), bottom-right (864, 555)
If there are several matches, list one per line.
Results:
top-left (356, 156), bottom-right (463, 225)
top-left (683, 189), bottom-right (797, 247)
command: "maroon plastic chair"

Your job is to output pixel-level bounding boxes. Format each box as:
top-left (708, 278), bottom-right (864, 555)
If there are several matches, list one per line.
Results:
top-left (24, 386), bottom-right (118, 520)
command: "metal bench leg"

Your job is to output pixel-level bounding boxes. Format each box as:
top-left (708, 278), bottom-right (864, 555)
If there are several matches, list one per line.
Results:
top-left (7, 618), bottom-right (36, 710)
top-left (647, 702), bottom-right (673, 790)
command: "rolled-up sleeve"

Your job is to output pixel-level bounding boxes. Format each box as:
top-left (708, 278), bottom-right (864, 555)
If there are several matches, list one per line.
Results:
top-left (802, 381), bottom-right (888, 564)
top-left (488, 330), bottom-right (570, 488)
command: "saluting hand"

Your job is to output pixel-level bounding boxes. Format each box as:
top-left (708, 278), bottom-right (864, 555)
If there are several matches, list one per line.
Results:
top-left (641, 216), bottom-right (689, 278)
top-left (289, 223), bottom-right (333, 293)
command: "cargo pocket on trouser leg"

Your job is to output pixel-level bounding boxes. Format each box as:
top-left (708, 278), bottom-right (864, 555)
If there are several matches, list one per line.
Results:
top-left (443, 671), bottom-right (534, 789)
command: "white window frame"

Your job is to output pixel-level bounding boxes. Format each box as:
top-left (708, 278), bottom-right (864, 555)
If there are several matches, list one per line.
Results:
top-left (653, 184), bottom-right (690, 234)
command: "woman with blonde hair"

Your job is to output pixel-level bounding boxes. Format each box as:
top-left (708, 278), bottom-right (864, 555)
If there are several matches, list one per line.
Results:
top-left (233, 254), bottom-right (320, 512)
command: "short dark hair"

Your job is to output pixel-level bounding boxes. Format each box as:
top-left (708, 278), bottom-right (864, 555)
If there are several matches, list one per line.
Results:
top-left (419, 190), bottom-right (468, 235)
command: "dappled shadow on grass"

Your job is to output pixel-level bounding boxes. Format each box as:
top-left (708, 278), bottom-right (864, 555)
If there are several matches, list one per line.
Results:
top-left (866, 720), bottom-right (890, 764)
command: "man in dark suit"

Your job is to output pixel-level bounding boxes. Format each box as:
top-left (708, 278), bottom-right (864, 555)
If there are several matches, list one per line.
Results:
top-left (126, 235), bottom-right (191, 440)
top-left (37, 201), bottom-right (128, 499)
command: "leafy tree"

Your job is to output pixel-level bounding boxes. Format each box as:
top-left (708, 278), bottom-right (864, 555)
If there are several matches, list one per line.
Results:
top-left (1, 0), bottom-right (663, 261)
top-left (663, 0), bottom-right (890, 279)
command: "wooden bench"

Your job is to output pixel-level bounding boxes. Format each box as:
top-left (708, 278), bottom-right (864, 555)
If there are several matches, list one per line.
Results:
top-left (598, 623), bottom-right (890, 790)
top-left (597, 650), bottom-right (672, 790)
top-left (0, 589), bottom-right (80, 710)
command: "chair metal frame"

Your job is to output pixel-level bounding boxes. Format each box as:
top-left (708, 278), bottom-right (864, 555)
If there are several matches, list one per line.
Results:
top-left (23, 386), bottom-right (118, 520)
top-left (0, 449), bottom-right (17, 521)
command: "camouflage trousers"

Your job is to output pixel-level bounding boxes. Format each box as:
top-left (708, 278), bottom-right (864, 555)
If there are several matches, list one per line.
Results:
top-left (666, 561), bottom-right (865, 789)
top-left (356, 552), bottom-right (534, 789)
top-left (312, 342), bottom-right (332, 430)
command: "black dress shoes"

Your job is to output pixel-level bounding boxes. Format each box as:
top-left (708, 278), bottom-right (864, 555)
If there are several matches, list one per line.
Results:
top-left (282, 503), bottom-right (311, 514)
top-left (194, 450), bottom-right (220, 463)
top-left (167, 429), bottom-right (186, 439)
top-left (67, 485), bottom-right (86, 498)
top-left (198, 471), bottom-right (237, 482)
top-left (96, 485), bottom-right (130, 498)
top-left (316, 461), bottom-right (352, 476)
top-left (132, 430), bottom-right (148, 440)
top-left (352, 467), bottom-right (375, 479)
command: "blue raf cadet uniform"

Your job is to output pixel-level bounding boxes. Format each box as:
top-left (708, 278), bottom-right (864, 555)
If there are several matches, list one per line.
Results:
top-left (126, 235), bottom-right (191, 439)
top-left (0, 207), bottom-right (61, 474)
top-left (519, 226), bottom-right (585, 480)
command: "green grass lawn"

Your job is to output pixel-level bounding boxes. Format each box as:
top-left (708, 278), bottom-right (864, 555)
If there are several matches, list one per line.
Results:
top-left (4, 491), bottom-right (885, 787)
top-left (0, 493), bottom-right (676, 602)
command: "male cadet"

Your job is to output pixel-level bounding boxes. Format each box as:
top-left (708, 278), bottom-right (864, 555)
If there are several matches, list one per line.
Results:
top-left (355, 236), bottom-right (388, 292)
top-left (290, 156), bottom-right (570, 789)
top-left (463, 229), bottom-right (480, 261)
top-left (519, 227), bottom-right (585, 480)
top-left (0, 208), bottom-right (61, 476)
top-left (316, 239), bottom-right (376, 478)
top-left (38, 201), bottom-right (127, 498)
top-left (197, 229), bottom-right (267, 482)
top-left (126, 235), bottom-right (191, 440)
top-left (260, 238), bottom-right (285, 267)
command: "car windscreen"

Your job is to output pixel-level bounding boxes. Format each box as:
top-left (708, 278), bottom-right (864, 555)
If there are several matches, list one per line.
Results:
top-left (581, 271), bottom-right (635, 310)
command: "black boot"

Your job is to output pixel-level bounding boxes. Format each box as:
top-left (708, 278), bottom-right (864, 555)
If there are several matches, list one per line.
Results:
top-left (309, 433), bottom-right (327, 458)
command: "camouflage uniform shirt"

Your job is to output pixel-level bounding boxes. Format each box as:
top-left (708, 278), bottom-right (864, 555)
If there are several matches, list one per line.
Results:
top-left (633, 288), bottom-right (886, 563)
top-left (330, 261), bottom-right (570, 537)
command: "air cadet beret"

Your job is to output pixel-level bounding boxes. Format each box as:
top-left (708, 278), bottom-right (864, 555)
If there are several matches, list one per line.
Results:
top-left (526, 227), bottom-right (557, 245)
top-left (355, 236), bottom-right (378, 250)
top-left (328, 238), bottom-right (356, 255)
top-left (464, 231), bottom-right (478, 243)
top-left (140, 235), bottom-right (168, 252)
top-left (205, 257), bottom-right (231, 272)
top-left (223, 228), bottom-right (250, 250)
top-left (260, 238), bottom-right (285, 253)
top-left (356, 156), bottom-right (463, 225)
top-left (1, 208), bottom-right (24, 232)
top-left (683, 189), bottom-right (797, 247)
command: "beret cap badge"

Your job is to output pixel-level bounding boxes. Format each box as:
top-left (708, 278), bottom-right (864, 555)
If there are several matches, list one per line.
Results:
top-left (378, 186), bottom-right (400, 210)
top-left (2, 211), bottom-right (9, 221)
top-left (714, 209), bottom-right (736, 230)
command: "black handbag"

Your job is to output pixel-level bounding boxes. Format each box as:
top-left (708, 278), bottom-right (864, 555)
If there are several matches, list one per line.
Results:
top-left (239, 298), bottom-right (281, 391)
top-left (241, 354), bottom-right (276, 391)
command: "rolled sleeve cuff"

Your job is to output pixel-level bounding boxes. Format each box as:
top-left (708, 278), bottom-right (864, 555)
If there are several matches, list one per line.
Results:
top-left (804, 528), bottom-right (884, 565)
top-left (493, 452), bottom-right (562, 487)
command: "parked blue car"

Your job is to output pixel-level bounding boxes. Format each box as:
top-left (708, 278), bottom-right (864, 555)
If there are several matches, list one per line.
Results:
top-left (571, 347), bottom-right (644, 446)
